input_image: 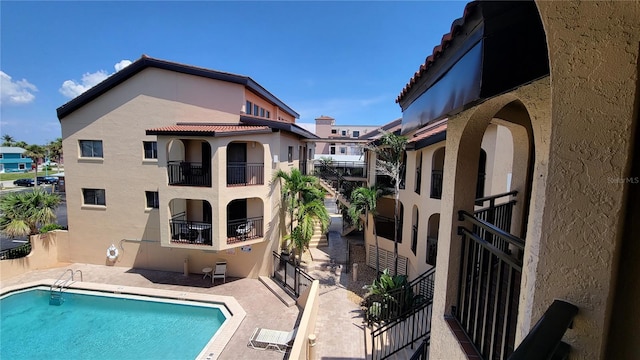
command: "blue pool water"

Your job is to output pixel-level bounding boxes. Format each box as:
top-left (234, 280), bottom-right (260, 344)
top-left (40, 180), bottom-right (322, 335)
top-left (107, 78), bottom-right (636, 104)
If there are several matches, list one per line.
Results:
top-left (1, 288), bottom-right (227, 359)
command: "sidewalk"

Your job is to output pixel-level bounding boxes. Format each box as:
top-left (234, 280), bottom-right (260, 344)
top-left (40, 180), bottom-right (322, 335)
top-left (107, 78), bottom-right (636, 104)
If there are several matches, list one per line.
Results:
top-left (301, 198), bottom-right (368, 359)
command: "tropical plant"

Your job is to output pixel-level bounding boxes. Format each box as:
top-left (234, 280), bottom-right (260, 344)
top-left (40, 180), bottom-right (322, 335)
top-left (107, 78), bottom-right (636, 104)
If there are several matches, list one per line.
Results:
top-left (285, 197), bottom-right (330, 264)
top-left (1, 134), bottom-right (15, 147)
top-left (348, 185), bottom-right (388, 275)
top-left (361, 269), bottom-right (414, 323)
top-left (0, 188), bottom-right (62, 237)
top-left (368, 131), bottom-right (408, 275)
top-left (47, 137), bottom-right (63, 166)
top-left (273, 168), bottom-right (321, 246)
top-left (25, 144), bottom-right (46, 186)
top-left (39, 223), bottom-right (65, 233)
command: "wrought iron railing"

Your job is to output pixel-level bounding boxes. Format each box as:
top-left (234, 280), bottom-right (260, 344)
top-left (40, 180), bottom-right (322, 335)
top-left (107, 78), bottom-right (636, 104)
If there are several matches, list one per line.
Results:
top-left (456, 210), bottom-right (525, 360)
top-left (0, 240), bottom-right (32, 260)
top-left (474, 191), bottom-right (518, 253)
top-left (431, 170), bottom-right (443, 199)
top-left (226, 216), bottom-right (263, 244)
top-left (426, 237), bottom-right (438, 266)
top-left (169, 219), bottom-right (212, 245)
top-left (314, 160), bottom-right (367, 179)
top-left (408, 339), bottom-right (430, 360)
top-left (168, 161), bottom-right (211, 187)
top-left (272, 251), bottom-right (315, 297)
top-left (227, 162), bottom-right (264, 186)
top-left (365, 268), bottom-right (435, 360)
top-left (411, 225), bottom-right (418, 255)
top-left (363, 267), bottom-right (435, 325)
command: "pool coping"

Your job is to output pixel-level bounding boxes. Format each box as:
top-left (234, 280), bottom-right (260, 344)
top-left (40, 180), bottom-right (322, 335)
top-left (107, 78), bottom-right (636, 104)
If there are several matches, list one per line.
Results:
top-left (1, 279), bottom-right (246, 360)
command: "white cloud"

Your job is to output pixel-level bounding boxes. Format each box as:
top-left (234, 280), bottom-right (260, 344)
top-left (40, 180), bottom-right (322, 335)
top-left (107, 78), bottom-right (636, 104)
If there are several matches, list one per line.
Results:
top-left (0, 71), bottom-right (38, 105)
top-left (59, 59), bottom-right (132, 99)
top-left (114, 60), bottom-right (132, 72)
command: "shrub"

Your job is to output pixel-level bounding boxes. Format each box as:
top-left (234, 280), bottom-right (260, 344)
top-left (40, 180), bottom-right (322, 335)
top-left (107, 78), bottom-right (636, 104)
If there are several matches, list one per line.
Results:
top-left (39, 223), bottom-right (65, 233)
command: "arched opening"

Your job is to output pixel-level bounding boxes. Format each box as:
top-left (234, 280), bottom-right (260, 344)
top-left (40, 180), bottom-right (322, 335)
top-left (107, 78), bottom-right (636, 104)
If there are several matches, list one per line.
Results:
top-left (168, 198), bottom-right (212, 245)
top-left (226, 197), bottom-right (264, 244)
top-left (427, 213), bottom-right (440, 266)
top-left (167, 139), bottom-right (211, 187)
top-left (411, 206), bottom-right (419, 255)
top-left (430, 147), bottom-right (445, 199)
top-left (227, 141), bottom-right (265, 186)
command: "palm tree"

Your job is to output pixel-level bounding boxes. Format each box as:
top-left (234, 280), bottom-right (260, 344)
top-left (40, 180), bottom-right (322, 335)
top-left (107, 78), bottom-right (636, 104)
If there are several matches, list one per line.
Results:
top-left (272, 168), bottom-right (321, 250)
top-left (47, 138), bottom-right (63, 167)
top-left (348, 185), bottom-right (388, 275)
top-left (0, 188), bottom-right (62, 237)
top-left (1, 134), bottom-right (15, 147)
top-left (25, 144), bottom-right (45, 186)
top-left (370, 131), bottom-right (407, 275)
top-left (287, 197), bottom-right (330, 264)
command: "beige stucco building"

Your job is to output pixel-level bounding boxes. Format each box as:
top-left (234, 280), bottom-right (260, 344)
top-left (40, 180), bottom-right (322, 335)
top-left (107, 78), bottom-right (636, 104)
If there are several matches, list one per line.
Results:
top-left (56, 56), bottom-right (317, 279)
top-left (377, 1), bottom-right (640, 359)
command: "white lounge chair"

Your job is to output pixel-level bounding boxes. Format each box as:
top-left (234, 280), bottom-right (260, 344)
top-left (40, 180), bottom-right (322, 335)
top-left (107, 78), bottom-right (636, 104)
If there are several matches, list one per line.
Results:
top-left (212, 261), bottom-right (226, 284)
top-left (247, 328), bottom-right (297, 353)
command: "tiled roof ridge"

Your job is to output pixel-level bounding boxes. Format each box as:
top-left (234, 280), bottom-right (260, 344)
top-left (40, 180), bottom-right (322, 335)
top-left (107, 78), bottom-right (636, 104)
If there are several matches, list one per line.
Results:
top-left (396, 1), bottom-right (479, 104)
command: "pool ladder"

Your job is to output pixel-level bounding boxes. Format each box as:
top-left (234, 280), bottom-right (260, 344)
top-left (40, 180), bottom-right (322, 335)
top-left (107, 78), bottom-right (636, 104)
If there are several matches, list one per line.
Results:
top-left (49, 269), bottom-right (83, 305)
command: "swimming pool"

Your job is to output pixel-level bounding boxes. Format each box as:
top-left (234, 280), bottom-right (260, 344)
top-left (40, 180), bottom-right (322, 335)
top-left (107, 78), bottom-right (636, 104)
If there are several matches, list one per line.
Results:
top-left (1, 286), bottom-right (230, 359)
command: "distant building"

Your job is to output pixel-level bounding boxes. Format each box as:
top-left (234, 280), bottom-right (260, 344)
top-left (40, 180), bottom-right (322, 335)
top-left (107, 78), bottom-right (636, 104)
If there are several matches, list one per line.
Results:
top-left (314, 115), bottom-right (375, 159)
top-left (0, 147), bottom-right (32, 173)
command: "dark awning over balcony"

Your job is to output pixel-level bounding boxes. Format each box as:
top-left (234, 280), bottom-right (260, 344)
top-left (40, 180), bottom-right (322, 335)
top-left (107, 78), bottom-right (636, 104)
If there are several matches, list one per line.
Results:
top-left (398, 1), bottom-right (549, 135)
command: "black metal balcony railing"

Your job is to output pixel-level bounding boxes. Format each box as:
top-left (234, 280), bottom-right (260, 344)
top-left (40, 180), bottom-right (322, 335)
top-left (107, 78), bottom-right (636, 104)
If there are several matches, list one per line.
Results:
top-left (415, 168), bottom-right (422, 194)
top-left (0, 240), bottom-right (32, 260)
top-left (374, 215), bottom-right (402, 243)
top-left (168, 161), bottom-right (211, 187)
top-left (411, 225), bottom-right (418, 255)
top-left (226, 216), bottom-right (263, 244)
top-left (227, 162), bottom-right (264, 186)
top-left (474, 191), bottom-right (518, 253)
top-left (430, 170), bottom-right (443, 199)
top-left (456, 210), bottom-right (525, 360)
top-left (170, 219), bottom-right (212, 245)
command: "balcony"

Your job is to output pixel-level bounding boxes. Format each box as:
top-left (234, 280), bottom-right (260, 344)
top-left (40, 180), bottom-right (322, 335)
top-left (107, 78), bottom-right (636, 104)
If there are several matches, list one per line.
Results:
top-left (170, 215), bottom-right (212, 245)
top-left (168, 161), bottom-right (211, 187)
top-left (226, 216), bottom-right (264, 244)
top-left (374, 215), bottom-right (403, 243)
top-left (227, 162), bottom-right (264, 186)
top-left (431, 170), bottom-right (443, 199)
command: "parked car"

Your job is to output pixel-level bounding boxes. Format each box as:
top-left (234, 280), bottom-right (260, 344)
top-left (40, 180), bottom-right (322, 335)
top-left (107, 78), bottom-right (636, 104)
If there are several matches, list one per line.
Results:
top-left (37, 176), bottom-right (58, 184)
top-left (13, 178), bottom-right (35, 187)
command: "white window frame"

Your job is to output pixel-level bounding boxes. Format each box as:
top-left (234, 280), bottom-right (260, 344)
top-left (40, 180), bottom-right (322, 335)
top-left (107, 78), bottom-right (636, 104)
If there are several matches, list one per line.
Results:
top-left (79, 140), bottom-right (103, 158)
top-left (143, 141), bottom-right (158, 160)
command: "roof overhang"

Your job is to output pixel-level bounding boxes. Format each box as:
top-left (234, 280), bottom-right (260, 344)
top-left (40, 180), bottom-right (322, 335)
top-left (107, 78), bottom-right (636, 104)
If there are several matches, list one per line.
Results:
top-left (398, 1), bottom-right (548, 135)
top-left (145, 124), bottom-right (273, 137)
top-left (239, 116), bottom-right (319, 139)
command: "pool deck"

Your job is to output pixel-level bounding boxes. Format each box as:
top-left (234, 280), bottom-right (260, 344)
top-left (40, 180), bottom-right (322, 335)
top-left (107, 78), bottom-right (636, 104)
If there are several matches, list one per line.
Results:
top-left (0, 199), bottom-right (367, 359)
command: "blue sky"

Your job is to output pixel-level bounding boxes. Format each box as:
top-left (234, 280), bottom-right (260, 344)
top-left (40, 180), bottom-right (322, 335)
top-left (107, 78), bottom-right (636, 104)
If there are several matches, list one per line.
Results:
top-left (0, 1), bottom-right (468, 145)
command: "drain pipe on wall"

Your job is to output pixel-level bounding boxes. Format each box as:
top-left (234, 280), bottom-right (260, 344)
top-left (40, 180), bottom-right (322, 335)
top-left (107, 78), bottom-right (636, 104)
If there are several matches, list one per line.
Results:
top-left (119, 238), bottom-right (160, 258)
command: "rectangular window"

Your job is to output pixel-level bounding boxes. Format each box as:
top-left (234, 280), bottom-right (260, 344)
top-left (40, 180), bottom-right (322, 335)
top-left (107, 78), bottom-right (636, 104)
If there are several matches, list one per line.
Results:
top-left (353, 131), bottom-right (360, 138)
top-left (246, 101), bottom-right (252, 115)
top-left (266, 110), bottom-right (270, 119)
top-left (79, 140), bottom-right (103, 158)
top-left (83, 188), bottom-right (106, 206)
top-left (18, 163), bottom-right (25, 170)
top-left (341, 130), bottom-right (347, 136)
top-left (288, 146), bottom-right (293, 162)
top-left (0, 154), bottom-right (3, 159)
top-left (340, 147), bottom-right (346, 154)
top-left (254, 104), bottom-right (259, 116)
top-left (331, 129), bottom-right (337, 134)
top-left (260, 108), bottom-right (265, 117)
top-left (143, 141), bottom-right (157, 159)
top-left (20, 154), bottom-right (26, 158)
top-left (145, 191), bottom-right (159, 209)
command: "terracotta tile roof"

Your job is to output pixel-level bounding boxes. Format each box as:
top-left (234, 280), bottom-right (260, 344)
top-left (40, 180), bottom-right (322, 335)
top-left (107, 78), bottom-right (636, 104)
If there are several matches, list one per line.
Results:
top-left (146, 123), bottom-right (271, 136)
top-left (359, 118), bottom-right (403, 140)
top-left (396, 1), bottom-right (479, 104)
top-left (408, 119), bottom-right (447, 144)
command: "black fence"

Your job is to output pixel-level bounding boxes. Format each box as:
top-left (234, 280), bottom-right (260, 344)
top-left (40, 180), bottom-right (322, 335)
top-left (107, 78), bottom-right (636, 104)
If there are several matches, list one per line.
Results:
top-left (374, 215), bottom-right (402, 243)
top-left (430, 170), bottom-right (443, 199)
top-left (456, 210), bottom-right (525, 360)
top-left (0, 240), bottom-right (32, 260)
top-left (272, 251), bottom-right (315, 297)
top-left (168, 161), bottom-right (211, 187)
top-left (227, 162), bottom-right (264, 186)
top-left (474, 191), bottom-right (518, 253)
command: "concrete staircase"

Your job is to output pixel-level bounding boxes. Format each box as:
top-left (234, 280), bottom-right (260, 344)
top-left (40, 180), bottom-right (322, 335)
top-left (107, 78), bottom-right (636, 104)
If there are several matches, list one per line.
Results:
top-left (308, 222), bottom-right (328, 248)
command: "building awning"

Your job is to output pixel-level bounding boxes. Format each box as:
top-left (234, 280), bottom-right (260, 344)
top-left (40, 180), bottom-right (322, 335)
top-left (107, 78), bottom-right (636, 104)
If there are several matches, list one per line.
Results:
top-left (398, 1), bottom-right (548, 134)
